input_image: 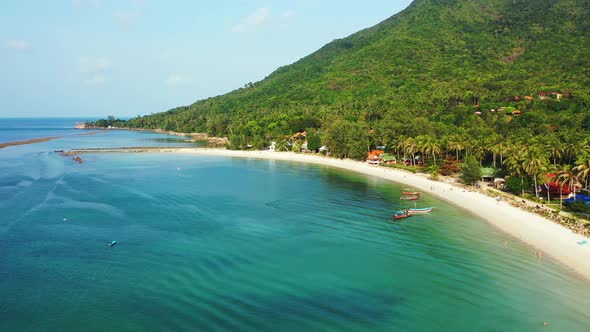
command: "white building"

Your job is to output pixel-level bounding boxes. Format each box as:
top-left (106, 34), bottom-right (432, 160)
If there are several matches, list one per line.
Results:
top-left (268, 141), bottom-right (276, 152)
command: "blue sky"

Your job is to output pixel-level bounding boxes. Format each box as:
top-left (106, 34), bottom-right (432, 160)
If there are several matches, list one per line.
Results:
top-left (1, 0), bottom-right (412, 118)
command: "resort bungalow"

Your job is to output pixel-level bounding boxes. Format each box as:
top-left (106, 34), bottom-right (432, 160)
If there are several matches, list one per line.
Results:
top-left (380, 153), bottom-right (397, 165)
top-left (268, 141), bottom-right (276, 152)
top-left (538, 92), bottom-right (563, 100)
top-left (480, 167), bottom-right (497, 182)
top-left (366, 150), bottom-right (384, 165)
top-left (540, 179), bottom-right (574, 197)
top-left (403, 155), bottom-right (422, 166)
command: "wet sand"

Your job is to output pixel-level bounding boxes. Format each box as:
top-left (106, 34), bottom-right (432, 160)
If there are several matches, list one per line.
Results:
top-left (0, 131), bottom-right (103, 150)
top-left (0, 136), bottom-right (62, 150)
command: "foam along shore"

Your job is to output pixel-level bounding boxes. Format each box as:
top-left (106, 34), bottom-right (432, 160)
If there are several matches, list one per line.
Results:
top-left (173, 149), bottom-right (590, 280)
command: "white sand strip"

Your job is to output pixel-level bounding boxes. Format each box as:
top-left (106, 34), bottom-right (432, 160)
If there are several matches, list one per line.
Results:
top-left (179, 149), bottom-right (590, 280)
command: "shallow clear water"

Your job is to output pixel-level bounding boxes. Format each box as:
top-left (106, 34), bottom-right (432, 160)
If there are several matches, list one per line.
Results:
top-left (1, 121), bottom-right (590, 331)
top-left (0, 117), bottom-right (199, 149)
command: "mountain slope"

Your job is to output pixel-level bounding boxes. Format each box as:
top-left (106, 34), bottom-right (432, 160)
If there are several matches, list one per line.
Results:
top-left (111, 0), bottom-right (590, 149)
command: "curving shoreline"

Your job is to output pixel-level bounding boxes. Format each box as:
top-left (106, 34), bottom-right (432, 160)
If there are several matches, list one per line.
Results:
top-left (57, 146), bottom-right (590, 280)
top-left (175, 149), bottom-right (590, 281)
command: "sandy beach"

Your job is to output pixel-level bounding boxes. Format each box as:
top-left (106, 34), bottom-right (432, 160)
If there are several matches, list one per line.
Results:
top-left (174, 149), bottom-right (590, 280)
top-left (0, 136), bottom-right (63, 150)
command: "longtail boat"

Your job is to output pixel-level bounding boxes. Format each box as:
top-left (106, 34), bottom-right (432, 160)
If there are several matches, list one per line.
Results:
top-left (392, 210), bottom-right (411, 220)
top-left (402, 191), bottom-right (422, 196)
top-left (407, 207), bottom-right (432, 215)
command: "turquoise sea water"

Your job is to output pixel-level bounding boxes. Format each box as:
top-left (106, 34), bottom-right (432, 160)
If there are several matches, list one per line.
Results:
top-left (1, 120), bottom-right (590, 331)
top-left (0, 118), bottom-right (99, 143)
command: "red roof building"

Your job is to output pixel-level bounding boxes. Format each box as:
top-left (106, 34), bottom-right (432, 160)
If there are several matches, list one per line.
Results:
top-left (540, 174), bottom-right (573, 195)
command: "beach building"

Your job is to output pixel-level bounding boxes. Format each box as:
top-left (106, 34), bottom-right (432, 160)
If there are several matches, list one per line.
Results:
top-left (268, 141), bottom-right (276, 152)
top-left (538, 92), bottom-right (563, 100)
top-left (301, 141), bottom-right (308, 152)
top-left (380, 153), bottom-right (397, 165)
top-left (480, 167), bottom-right (497, 182)
top-left (540, 174), bottom-right (575, 196)
top-left (366, 150), bottom-right (384, 164)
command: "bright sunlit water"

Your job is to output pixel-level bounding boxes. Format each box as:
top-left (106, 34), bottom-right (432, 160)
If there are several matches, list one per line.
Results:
top-left (1, 119), bottom-right (590, 331)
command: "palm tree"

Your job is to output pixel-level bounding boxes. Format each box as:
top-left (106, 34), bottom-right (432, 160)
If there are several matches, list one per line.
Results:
top-left (523, 147), bottom-right (549, 199)
top-left (430, 140), bottom-right (442, 165)
top-left (462, 139), bottom-right (474, 160)
top-left (490, 142), bottom-right (501, 168)
top-left (490, 141), bottom-right (508, 168)
top-left (504, 146), bottom-right (527, 196)
top-left (404, 137), bottom-right (418, 166)
top-left (556, 165), bottom-right (579, 209)
top-left (275, 140), bottom-right (288, 152)
top-left (562, 138), bottom-right (580, 165)
top-left (446, 134), bottom-right (463, 161)
top-left (544, 137), bottom-right (563, 167)
top-left (415, 135), bottom-right (429, 164)
top-left (563, 142), bottom-right (580, 164)
top-left (396, 135), bottom-right (407, 162)
top-left (417, 136), bottom-right (442, 166)
top-left (473, 140), bottom-right (487, 167)
top-left (574, 152), bottom-right (590, 191)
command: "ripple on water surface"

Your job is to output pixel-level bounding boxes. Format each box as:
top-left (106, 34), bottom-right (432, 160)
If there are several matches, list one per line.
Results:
top-left (0, 153), bottom-right (590, 331)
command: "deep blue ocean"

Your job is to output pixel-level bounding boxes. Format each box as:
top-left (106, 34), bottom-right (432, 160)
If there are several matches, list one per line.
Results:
top-left (1, 118), bottom-right (590, 331)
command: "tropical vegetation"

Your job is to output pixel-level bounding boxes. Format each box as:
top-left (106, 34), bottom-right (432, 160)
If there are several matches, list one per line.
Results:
top-left (89, 0), bottom-right (590, 210)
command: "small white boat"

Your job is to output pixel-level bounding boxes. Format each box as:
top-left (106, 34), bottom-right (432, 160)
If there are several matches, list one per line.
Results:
top-left (407, 207), bottom-right (432, 215)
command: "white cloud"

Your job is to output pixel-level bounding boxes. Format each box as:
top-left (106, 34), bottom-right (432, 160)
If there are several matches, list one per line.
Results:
top-left (78, 56), bottom-right (111, 73)
top-left (164, 74), bottom-right (188, 86)
top-left (232, 8), bottom-right (272, 33)
top-left (84, 74), bottom-right (106, 85)
top-left (6, 40), bottom-right (30, 51)
top-left (114, 9), bottom-right (140, 25)
top-left (283, 10), bottom-right (296, 18)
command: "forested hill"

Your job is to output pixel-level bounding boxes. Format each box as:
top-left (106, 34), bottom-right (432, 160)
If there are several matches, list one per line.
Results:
top-left (98, 0), bottom-right (590, 155)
